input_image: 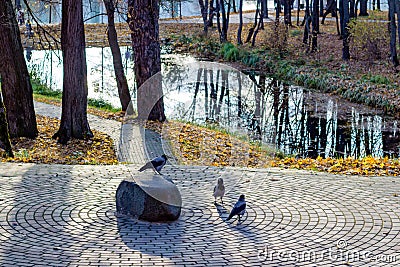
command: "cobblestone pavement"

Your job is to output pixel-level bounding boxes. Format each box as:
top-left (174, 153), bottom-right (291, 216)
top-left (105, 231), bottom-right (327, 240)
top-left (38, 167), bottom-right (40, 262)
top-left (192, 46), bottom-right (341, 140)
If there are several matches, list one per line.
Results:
top-left (0, 163), bottom-right (400, 266)
top-left (34, 101), bottom-right (173, 165)
top-left (0, 102), bottom-right (399, 266)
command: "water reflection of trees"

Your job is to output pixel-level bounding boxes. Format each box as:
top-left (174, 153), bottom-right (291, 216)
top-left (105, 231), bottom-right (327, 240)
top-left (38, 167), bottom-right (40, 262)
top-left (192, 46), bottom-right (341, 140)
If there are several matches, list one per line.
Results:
top-left (164, 66), bottom-right (399, 159)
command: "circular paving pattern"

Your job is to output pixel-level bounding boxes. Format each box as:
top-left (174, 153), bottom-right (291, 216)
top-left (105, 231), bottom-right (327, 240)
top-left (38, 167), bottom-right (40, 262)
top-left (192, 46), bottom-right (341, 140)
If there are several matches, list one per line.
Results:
top-left (0, 164), bottom-right (399, 266)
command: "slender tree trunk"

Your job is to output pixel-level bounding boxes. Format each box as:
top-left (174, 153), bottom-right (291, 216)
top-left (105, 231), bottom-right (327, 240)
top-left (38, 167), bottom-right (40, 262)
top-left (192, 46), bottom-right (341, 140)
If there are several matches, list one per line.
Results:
top-left (389, 0), bottom-right (399, 66)
top-left (377, 0), bottom-right (381, 10)
top-left (320, 0), bottom-right (324, 16)
top-left (349, 0), bottom-right (355, 17)
top-left (276, 0), bottom-right (281, 19)
top-left (335, 4), bottom-right (340, 36)
top-left (179, 0), bottom-right (182, 19)
top-left (322, 0), bottom-right (336, 24)
top-left (283, 0), bottom-right (292, 25)
top-left (342, 0), bottom-right (350, 60)
top-left (252, 1), bottom-right (264, 46)
top-left (231, 0), bottom-right (237, 12)
top-left (396, 0), bottom-right (400, 56)
top-left (246, 5), bottom-right (258, 43)
top-left (262, 0), bottom-right (268, 18)
top-left (297, 0), bottom-right (301, 25)
top-left (0, 0), bottom-right (38, 139)
top-left (216, 0), bottom-right (222, 39)
top-left (218, 0), bottom-right (229, 42)
top-left (128, 0), bottom-right (165, 121)
top-left (251, 14), bottom-right (263, 46)
top-left (237, 0), bottom-right (243, 44)
top-left (312, 0), bottom-right (319, 51)
top-left (359, 0), bottom-right (369, 16)
top-left (199, 0), bottom-right (209, 34)
top-left (208, 0), bottom-right (215, 27)
top-left (0, 94), bottom-right (13, 158)
top-left (303, 0), bottom-right (312, 44)
top-left (53, 0), bottom-right (93, 144)
top-left (359, 0), bottom-right (368, 16)
top-left (339, 0), bottom-right (344, 38)
top-left (103, 0), bottom-right (131, 111)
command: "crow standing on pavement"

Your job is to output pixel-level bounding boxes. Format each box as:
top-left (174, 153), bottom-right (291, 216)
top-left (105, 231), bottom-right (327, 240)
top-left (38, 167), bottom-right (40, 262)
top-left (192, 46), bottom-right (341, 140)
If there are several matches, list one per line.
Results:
top-left (138, 154), bottom-right (168, 174)
top-left (213, 178), bottom-right (225, 204)
top-left (226, 194), bottom-right (246, 222)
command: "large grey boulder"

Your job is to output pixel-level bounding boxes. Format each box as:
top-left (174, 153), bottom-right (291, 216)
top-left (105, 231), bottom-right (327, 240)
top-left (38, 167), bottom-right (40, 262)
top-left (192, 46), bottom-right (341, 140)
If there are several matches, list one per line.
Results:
top-left (116, 173), bottom-right (181, 222)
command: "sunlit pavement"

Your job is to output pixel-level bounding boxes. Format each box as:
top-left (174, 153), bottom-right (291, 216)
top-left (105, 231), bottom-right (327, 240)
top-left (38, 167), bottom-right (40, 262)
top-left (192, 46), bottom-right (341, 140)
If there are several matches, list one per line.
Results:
top-left (0, 163), bottom-right (399, 266)
top-left (0, 102), bottom-right (399, 266)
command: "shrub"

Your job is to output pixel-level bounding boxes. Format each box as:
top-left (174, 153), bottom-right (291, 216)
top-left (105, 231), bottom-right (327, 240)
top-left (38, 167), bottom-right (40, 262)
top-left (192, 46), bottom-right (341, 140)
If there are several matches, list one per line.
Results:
top-left (220, 42), bottom-right (240, 61)
top-left (348, 17), bottom-right (389, 63)
top-left (258, 19), bottom-right (289, 57)
top-left (361, 74), bottom-right (391, 85)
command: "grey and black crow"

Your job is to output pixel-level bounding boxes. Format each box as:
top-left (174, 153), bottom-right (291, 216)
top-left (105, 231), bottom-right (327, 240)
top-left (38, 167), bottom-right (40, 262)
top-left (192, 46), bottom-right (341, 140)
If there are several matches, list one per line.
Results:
top-left (226, 194), bottom-right (246, 221)
top-left (138, 154), bottom-right (168, 174)
top-left (213, 178), bottom-right (225, 204)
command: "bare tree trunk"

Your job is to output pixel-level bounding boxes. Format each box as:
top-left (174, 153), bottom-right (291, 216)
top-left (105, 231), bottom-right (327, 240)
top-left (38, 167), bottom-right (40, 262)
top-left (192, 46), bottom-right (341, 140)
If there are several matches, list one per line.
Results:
top-left (276, 0), bottom-right (281, 18)
top-left (199, 0), bottom-right (209, 34)
top-left (297, 0), bottom-right (301, 25)
top-left (396, 0), bottom-right (400, 58)
top-left (283, 0), bottom-right (292, 25)
top-left (322, 0), bottom-right (340, 36)
top-left (0, 0), bottom-right (38, 139)
top-left (359, 0), bottom-right (368, 16)
top-left (0, 94), bottom-right (13, 158)
top-left (208, 0), bottom-right (215, 27)
top-left (319, 0), bottom-right (324, 16)
top-left (312, 0), bottom-right (319, 51)
top-left (128, 0), bottom-right (165, 121)
top-left (237, 0), bottom-right (243, 44)
top-left (216, 0), bottom-right (229, 42)
top-left (342, 0), bottom-right (350, 60)
top-left (389, 0), bottom-right (399, 66)
top-left (349, 0), bottom-right (355, 18)
top-left (246, 3), bottom-right (259, 43)
top-left (103, 0), bottom-right (131, 111)
top-left (53, 0), bottom-right (93, 144)
top-left (303, 0), bottom-right (312, 44)
top-left (322, 0), bottom-right (336, 24)
top-left (252, 4), bottom-right (264, 46)
top-left (231, 0), bottom-right (237, 12)
top-left (262, 0), bottom-right (269, 18)
top-left (216, 0), bottom-right (222, 39)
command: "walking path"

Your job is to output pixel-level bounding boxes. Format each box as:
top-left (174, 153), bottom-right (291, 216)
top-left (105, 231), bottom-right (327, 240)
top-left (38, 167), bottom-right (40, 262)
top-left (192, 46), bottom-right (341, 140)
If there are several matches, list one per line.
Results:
top-left (0, 102), bottom-right (399, 266)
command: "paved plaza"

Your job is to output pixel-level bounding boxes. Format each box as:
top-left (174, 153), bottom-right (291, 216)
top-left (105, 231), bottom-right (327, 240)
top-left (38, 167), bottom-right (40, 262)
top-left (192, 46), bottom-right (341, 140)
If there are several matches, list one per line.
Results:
top-left (0, 102), bottom-right (399, 266)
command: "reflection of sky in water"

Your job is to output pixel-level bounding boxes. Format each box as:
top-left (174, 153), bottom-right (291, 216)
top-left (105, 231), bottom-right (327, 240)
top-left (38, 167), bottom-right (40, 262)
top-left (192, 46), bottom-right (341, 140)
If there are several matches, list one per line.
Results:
top-left (28, 48), bottom-right (399, 159)
top-left (27, 48), bottom-right (197, 108)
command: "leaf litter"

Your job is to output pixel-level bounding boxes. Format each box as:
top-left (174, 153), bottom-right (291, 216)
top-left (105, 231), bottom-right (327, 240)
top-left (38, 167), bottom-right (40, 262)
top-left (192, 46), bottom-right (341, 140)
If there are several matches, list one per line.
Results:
top-left (1, 115), bottom-right (118, 165)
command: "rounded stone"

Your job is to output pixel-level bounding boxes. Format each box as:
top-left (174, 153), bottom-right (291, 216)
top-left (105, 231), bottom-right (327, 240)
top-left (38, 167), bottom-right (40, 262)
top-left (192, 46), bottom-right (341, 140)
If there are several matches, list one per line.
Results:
top-left (115, 173), bottom-right (181, 222)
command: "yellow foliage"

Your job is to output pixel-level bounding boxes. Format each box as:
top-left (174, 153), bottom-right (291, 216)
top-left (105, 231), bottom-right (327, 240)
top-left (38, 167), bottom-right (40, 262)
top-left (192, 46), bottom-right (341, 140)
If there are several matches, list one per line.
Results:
top-left (1, 115), bottom-right (118, 165)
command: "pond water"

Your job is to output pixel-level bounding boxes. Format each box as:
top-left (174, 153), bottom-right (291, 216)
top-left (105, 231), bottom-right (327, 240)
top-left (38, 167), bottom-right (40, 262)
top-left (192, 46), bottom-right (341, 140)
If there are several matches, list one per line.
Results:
top-left (27, 47), bottom-right (399, 159)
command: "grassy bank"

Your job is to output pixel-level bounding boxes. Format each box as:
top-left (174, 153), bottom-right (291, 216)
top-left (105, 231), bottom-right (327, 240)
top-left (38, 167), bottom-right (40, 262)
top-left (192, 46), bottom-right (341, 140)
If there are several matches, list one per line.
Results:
top-left (31, 78), bottom-right (125, 121)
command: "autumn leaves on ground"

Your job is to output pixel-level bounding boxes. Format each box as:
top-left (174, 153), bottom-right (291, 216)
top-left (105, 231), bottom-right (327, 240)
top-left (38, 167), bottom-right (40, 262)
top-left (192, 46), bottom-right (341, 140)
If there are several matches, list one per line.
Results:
top-left (4, 13), bottom-right (400, 176)
top-left (2, 116), bottom-right (118, 165)
top-left (4, 113), bottom-right (400, 176)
